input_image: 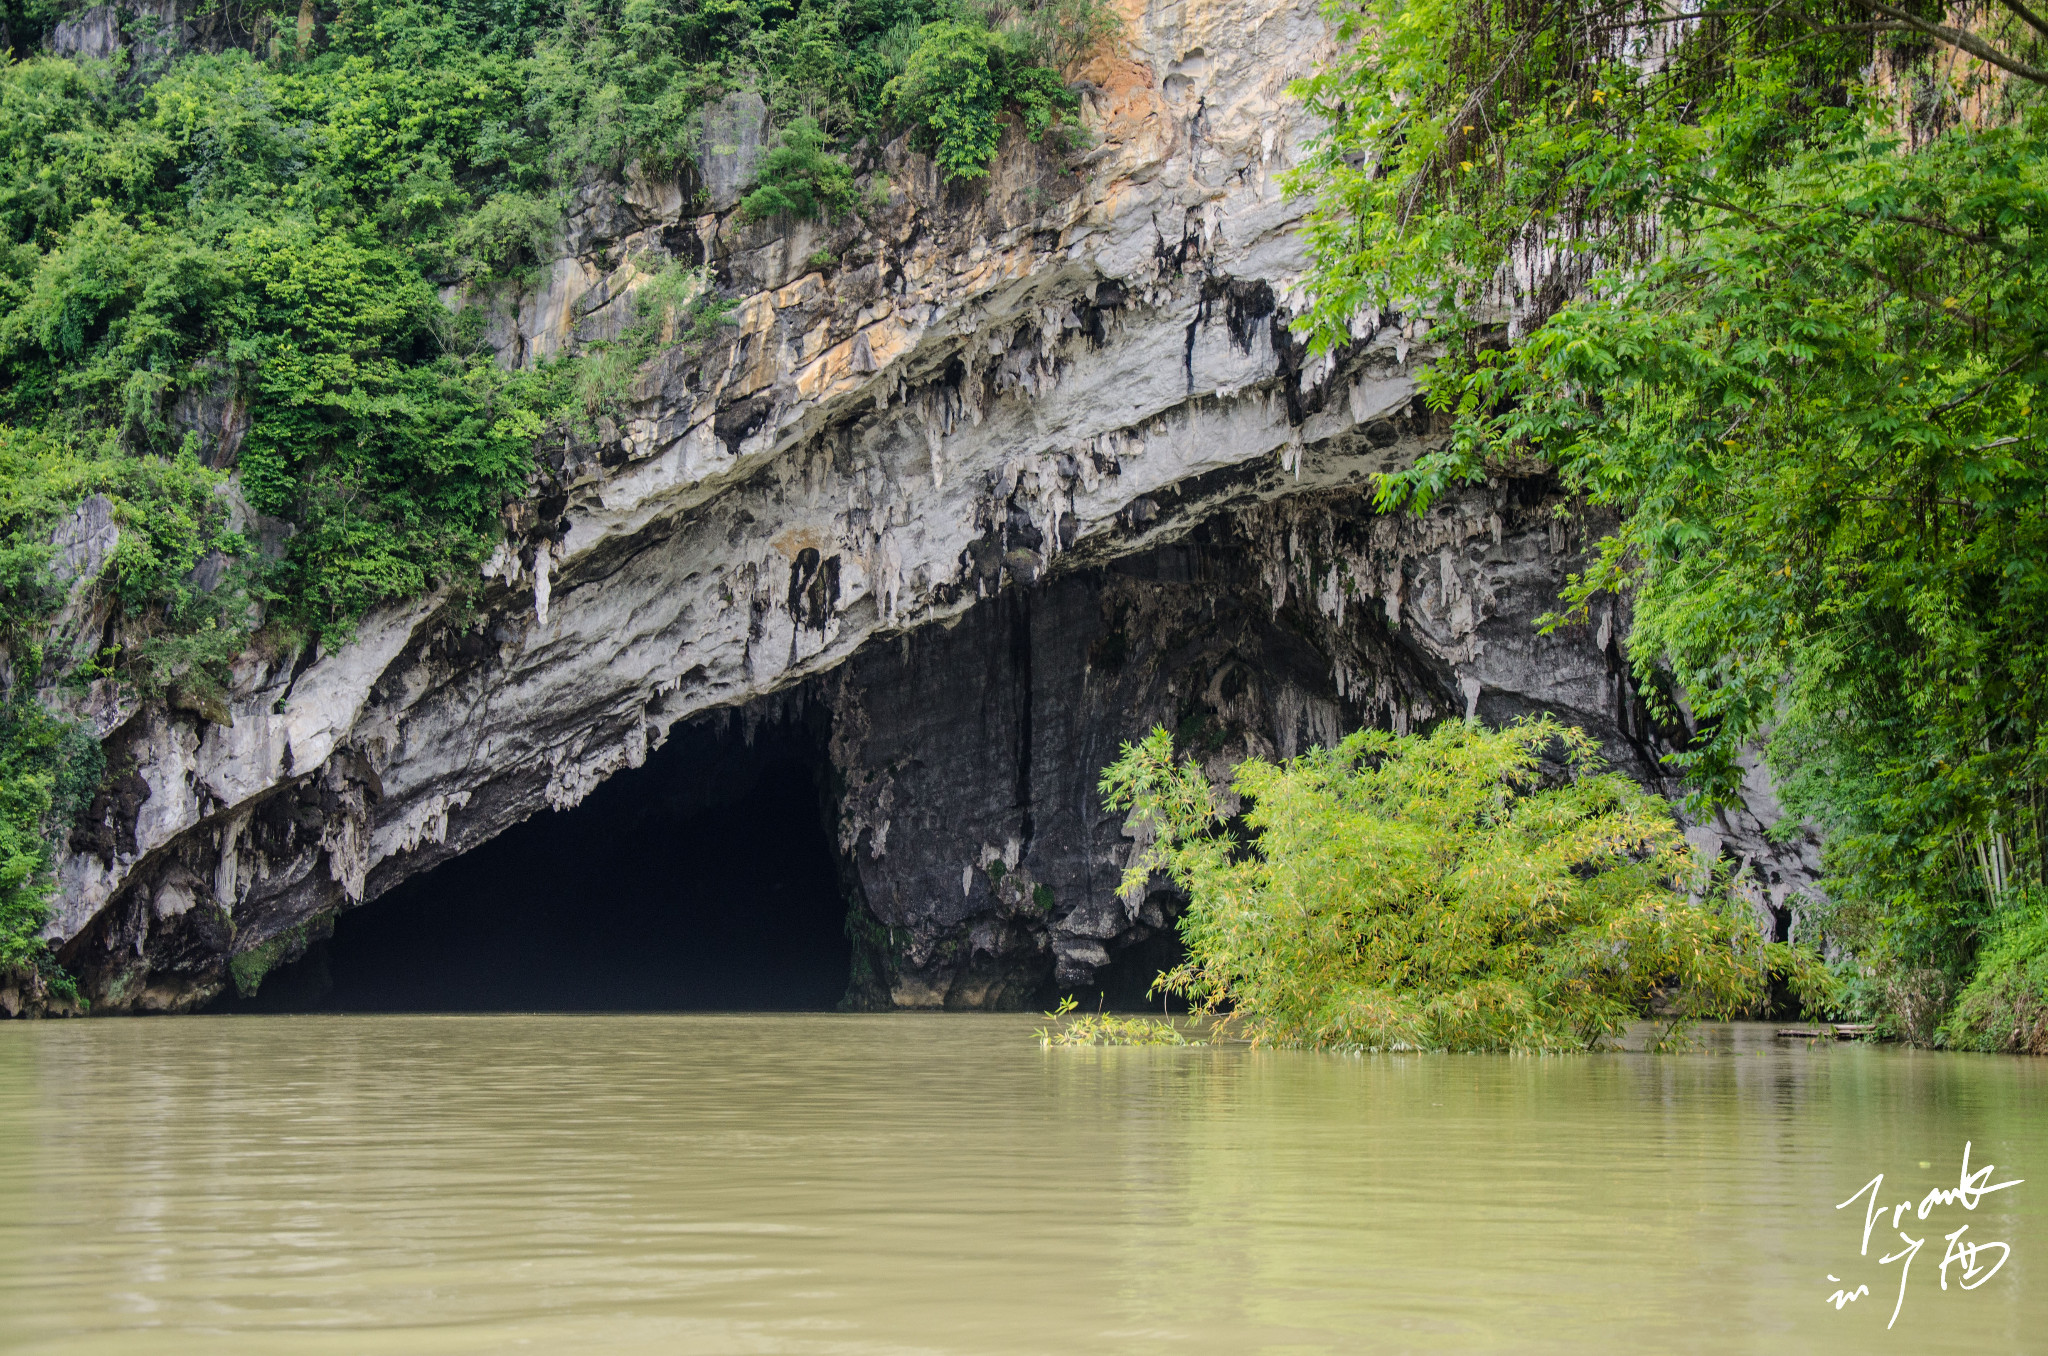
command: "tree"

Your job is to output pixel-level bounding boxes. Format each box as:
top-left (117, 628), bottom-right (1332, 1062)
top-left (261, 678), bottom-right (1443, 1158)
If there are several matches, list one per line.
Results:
top-left (739, 117), bottom-right (858, 220)
top-left (1286, 0), bottom-right (2048, 1040)
top-left (1101, 718), bottom-right (1827, 1051)
top-left (882, 17), bottom-right (1076, 181)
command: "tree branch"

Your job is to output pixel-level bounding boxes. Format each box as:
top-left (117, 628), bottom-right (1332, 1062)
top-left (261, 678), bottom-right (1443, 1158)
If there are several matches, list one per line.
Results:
top-left (1881, 211), bottom-right (1994, 245)
top-left (1583, 8), bottom-right (1777, 33)
top-left (1747, 22), bottom-right (1918, 65)
top-left (1931, 352), bottom-right (2036, 415)
top-left (1848, 0), bottom-right (2048, 83)
top-left (1992, 0), bottom-right (2048, 40)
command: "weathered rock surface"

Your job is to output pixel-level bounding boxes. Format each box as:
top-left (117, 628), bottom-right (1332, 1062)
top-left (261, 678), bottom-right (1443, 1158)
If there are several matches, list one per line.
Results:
top-left (27, 0), bottom-right (1818, 1014)
top-left (41, 0), bottom-right (264, 69)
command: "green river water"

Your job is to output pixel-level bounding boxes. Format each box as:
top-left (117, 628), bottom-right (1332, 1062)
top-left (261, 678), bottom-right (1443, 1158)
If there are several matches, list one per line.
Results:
top-left (0, 1014), bottom-right (2042, 1353)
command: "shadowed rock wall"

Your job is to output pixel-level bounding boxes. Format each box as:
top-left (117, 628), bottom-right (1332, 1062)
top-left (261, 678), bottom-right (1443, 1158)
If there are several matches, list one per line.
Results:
top-left (812, 472), bottom-right (1823, 1010)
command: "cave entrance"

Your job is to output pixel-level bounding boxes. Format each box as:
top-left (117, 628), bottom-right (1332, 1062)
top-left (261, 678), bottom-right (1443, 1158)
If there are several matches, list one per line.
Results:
top-left (234, 714), bottom-right (851, 1013)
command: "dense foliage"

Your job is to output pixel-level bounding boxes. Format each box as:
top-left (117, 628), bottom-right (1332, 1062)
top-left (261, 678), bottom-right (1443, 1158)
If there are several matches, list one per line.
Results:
top-left (0, 0), bottom-right (1101, 993)
top-left (1942, 891), bottom-right (2048, 1051)
top-left (1101, 719), bottom-right (1827, 1051)
top-left (1289, 0), bottom-right (2048, 1045)
top-left (882, 17), bottom-right (1081, 179)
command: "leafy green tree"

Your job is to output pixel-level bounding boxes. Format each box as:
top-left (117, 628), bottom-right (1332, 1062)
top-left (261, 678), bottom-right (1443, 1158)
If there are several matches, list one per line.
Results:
top-left (740, 116), bottom-right (858, 219)
top-left (1287, 0), bottom-right (2048, 1037)
top-left (229, 221), bottom-right (540, 634)
top-left (883, 17), bottom-right (1075, 180)
top-left (1, 695), bottom-right (74, 994)
top-left (1102, 718), bottom-right (1827, 1051)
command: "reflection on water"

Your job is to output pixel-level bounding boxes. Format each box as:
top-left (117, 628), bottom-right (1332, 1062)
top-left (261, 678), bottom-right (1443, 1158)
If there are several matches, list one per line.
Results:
top-left (0, 1016), bottom-right (2041, 1354)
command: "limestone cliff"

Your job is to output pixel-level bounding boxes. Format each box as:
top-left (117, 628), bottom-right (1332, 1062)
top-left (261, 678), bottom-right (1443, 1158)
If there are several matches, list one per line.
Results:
top-left (19, 0), bottom-right (1818, 1015)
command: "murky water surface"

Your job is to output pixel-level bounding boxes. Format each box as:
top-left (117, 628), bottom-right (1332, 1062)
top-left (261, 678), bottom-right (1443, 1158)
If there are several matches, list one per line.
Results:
top-left (1, 1016), bottom-right (2042, 1353)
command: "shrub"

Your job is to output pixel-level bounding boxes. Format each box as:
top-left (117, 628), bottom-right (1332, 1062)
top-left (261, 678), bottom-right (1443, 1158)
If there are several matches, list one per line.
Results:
top-left (445, 189), bottom-right (564, 280)
top-left (882, 19), bottom-right (1074, 181)
top-left (738, 117), bottom-right (858, 222)
top-left (1940, 895), bottom-right (2048, 1054)
top-left (230, 222), bottom-right (540, 638)
top-left (1101, 717), bottom-right (1832, 1052)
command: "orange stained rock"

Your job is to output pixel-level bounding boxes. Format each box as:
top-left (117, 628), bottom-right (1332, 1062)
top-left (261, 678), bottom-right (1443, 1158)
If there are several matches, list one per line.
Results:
top-left (1076, 55), bottom-right (1165, 153)
top-left (769, 524), bottom-right (834, 562)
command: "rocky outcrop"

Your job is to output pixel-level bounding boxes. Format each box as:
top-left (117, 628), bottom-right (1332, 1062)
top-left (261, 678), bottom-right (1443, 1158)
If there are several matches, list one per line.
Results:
top-left (42, 0), bottom-right (264, 70)
top-left (26, 0), bottom-right (1818, 1014)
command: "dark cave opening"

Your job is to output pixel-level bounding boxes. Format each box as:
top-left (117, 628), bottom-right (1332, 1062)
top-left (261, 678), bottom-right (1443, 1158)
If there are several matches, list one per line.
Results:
top-left (229, 716), bottom-right (852, 1013)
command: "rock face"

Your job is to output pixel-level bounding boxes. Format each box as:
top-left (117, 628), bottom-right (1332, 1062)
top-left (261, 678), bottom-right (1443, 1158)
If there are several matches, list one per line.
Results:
top-left (28, 0), bottom-right (1819, 1014)
top-left (42, 0), bottom-right (262, 69)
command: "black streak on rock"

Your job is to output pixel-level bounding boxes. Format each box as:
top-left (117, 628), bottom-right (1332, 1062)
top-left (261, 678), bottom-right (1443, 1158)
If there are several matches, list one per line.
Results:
top-left (786, 549), bottom-right (840, 630)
